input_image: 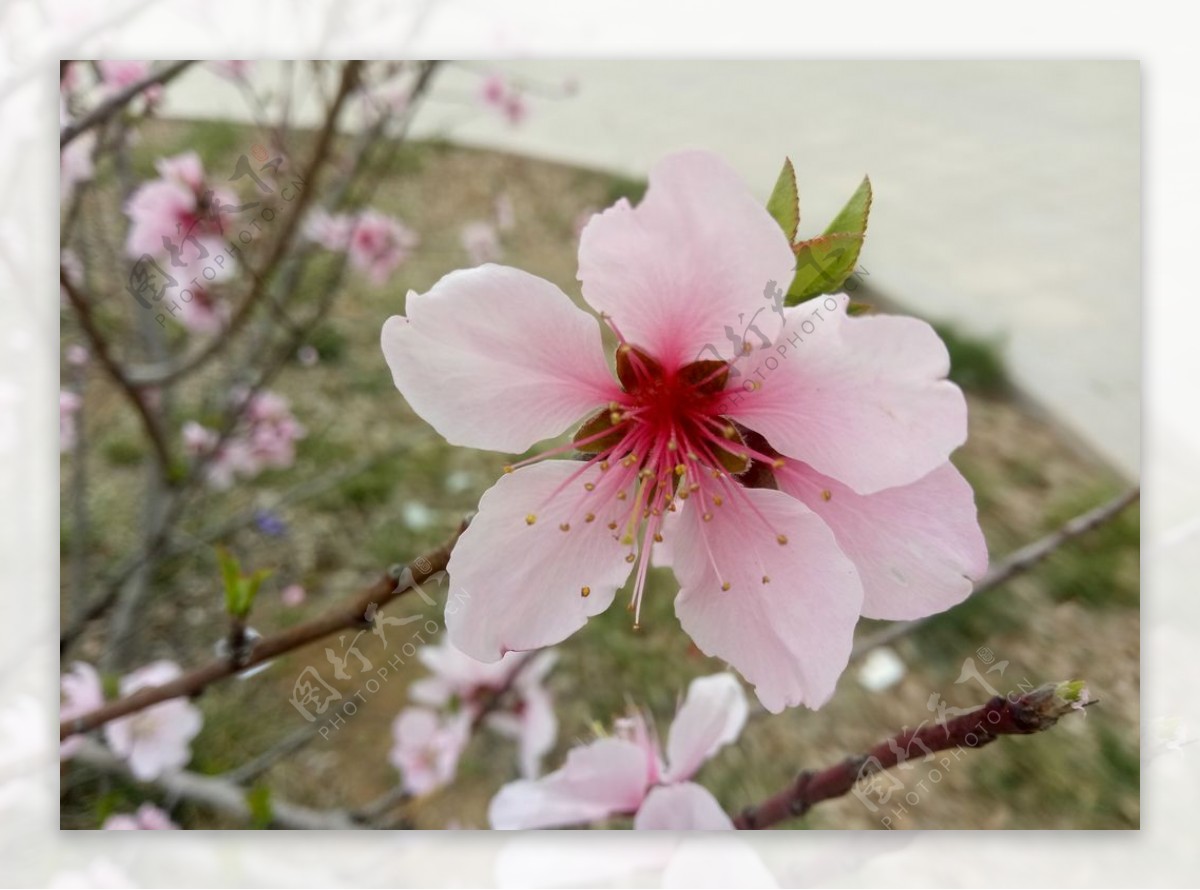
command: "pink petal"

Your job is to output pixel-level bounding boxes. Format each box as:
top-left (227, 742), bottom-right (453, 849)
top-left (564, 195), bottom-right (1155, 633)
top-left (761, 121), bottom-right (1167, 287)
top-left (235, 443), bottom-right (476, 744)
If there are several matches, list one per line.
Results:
top-left (633, 782), bottom-right (734, 830)
top-left (663, 673), bottom-right (748, 783)
top-left (489, 738), bottom-right (649, 829)
top-left (726, 297), bottom-right (968, 494)
top-left (381, 266), bottom-right (619, 453)
top-left (577, 151), bottom-right (795, 370)
top-left (669, 488), bottom-right (863, 712)
top-left (445, 461), bottom-right (633, 660)
top-left (514, 684), bottom-right (558, 779)
top-left (776, 460), bottom-right (988, 620)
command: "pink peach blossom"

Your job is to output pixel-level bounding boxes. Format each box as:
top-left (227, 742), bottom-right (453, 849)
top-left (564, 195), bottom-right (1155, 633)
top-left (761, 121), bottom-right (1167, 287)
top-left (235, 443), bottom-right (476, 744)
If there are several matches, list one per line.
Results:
top-left (410, 643), bottom-right (558, 777)
top-left (102, 802), bottom-right (178, 830)
top-left (59, 390), bottom-right (82, 452)
top-left (60, 662), bottom-right (104, 759)
top-left (478, 73), bottom-right (528, 125)
top-left (347, 210), bottom-right (419, 286)
top-left (460, 220), bottom-right (502, 265)
top-left (389, 707), bottom-right (470, 796)
top-left (211, 60), bottom-right (253, 81)
top-left (123, 152), bottom-right (237, 260)
top-left (280, 583), bottom-right (306, 607)
top-left (382, 151), bottom-right (986, 712)
top-left (103, 661), bottom-right (203, 780)
top-left (98, 60), bottom-right (163, 105)
top-left (302, 208), bottom-right (355, 251)
top-left (489, 673), bottom-right (746, 829)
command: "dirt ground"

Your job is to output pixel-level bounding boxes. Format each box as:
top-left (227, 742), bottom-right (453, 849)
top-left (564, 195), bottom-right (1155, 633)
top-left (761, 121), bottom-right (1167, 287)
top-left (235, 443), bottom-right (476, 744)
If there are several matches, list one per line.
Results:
top-left (60, 120), bottom-right (1139, 830)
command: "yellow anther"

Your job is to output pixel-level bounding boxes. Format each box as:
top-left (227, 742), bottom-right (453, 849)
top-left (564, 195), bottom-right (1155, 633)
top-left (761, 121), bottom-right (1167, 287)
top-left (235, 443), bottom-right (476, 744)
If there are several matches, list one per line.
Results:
top-left (713, 495), bottom-right (723, 506)
top-left (723, 425), bottom-right (737, 439)
top-left (559, 522), bottom-right (571, 532)
top-left (721, 581), bottom-right (731, 592)
top-left (621, 533), bottom-right (634, 546)
top-left (762, 575), bottom-right (771, 584)
top-left (776, 534), bottom-right (788, 545)
top-left (584, 482), bottom-right (596, 491)
top-left (702, 512), bottom-right (713, 522)
top-left (689, 482), bottom-right (700, 493)
top-left (772, 458), bottom-right (786, 469)
top-left (607, 520), bottom-right (618, 530)
top-left (599, 460), bottom-right (610, 471)
top-left (581, 586), bottom-right (591, 597)
top-left (625, 553), bottom-right (636, 563)
top-left (610, 411), bottom-right (622, 424)
top-left (822, 489), bottom-right (832, 502)
top-left (503, 465), bottom-right (514, 474)
top-left (711, 468), bottom-right (723, 479)
top-left (678, 490), bottom-right (689, 500)
top-left (616, 490), bottom-right (627, 501)
top-left (525, 514), bottom-right (537, 526)
top-left (653, 532), bottom-right (663, 543)
top-left (675, 464), bottom-right (687, 475)
top-left (585, 512), bottom-right (596, 523)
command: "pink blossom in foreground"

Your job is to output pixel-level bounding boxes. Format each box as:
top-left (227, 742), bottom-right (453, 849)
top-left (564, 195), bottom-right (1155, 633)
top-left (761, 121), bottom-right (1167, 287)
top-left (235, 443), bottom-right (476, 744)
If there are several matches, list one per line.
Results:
top-left (60, 662), bottom-right (104, 759)
top-left (59, 390), bottom-right (82, 452)
top-left (102, 802), bottom-right (178, 830)
top-left (347, 210), bottom-right (419, 286)
top-left (410, 643), bottom-right (558, 778)
top-left (389, 707), bottom-right (470, 796)
top-left (381, 150), bottom-right (987, 712)
top-left (103, 661), bottom-right (203, 781)
top-left (123, 151), bottom-right (237, 260)
top-left (490, 673), bottom-right (746, 829)
top-left (460, 220), bottom-right (502, 265)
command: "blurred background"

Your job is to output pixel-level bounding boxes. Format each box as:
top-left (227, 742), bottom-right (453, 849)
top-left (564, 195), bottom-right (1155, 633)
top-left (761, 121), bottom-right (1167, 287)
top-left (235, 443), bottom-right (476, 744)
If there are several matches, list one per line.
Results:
top-left (58, 60), bottom-right (1140, 832)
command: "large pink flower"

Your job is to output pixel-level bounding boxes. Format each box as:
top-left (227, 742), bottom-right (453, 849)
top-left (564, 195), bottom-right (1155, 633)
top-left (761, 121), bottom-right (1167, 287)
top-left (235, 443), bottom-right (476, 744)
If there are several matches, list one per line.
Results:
top-left (103, 661), bottom-right (203, 780)
top-left (489, 673), bottom-right (746, 829)
top-left (381, 151), bottom-right (987, 712)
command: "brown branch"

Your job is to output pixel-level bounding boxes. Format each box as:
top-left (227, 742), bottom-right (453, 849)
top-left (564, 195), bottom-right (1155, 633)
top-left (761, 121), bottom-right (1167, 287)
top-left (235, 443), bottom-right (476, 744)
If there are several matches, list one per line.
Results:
top-left (59, 266), bottom-right (174, 477)
top-left (60, 60), bottom-right (194, 147)
top-left (60, 523), bottom-right (463, 741)
top-left (734, 680), bottom-right (1089, 829)
top-left (850, 486), bottom-right (1140, 660)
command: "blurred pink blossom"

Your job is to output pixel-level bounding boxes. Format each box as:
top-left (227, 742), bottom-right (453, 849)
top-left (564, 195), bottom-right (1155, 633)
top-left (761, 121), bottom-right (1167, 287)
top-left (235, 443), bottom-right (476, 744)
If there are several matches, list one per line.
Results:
top-left (302, 208), bottom-right (355, 251)
top-left (59, 390), bottom-right (82, 452)
top-left (60, 662), bottom-right (103, 759)
top-left (410, 643), bottom-right (558, 778)
top-left (102, 802), bottom-right (178, 830)
top-left (460, 221), bottom-right (502, 265)
top-left (182, 390), bottom-right (305, 488)
top-left (489, 673), bottom-right (747, 829)
top-left (98, 60), bottom-right (163, 105)
top-left (103, 661), bottom-right (203, 781)
top-left (347, 210), bottom-right (419, 286)
top-left (389, 707), bottom-right (470, 796)
top-left (65, 344), bottom-right (89, 367)
top-left (211, 60), bottom-right (254, 81)
top-left (479, 73), bottom-right (529, 125)
top-left (281, 584), bottom-right (306, 607)
top-left (123, 151), bottom-right (238, 260)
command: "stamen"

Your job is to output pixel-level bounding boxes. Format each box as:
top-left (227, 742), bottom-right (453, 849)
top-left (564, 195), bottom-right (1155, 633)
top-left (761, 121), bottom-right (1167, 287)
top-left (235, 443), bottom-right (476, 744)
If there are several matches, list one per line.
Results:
top-left (559, 522), bottom-right (570, 532)
top-left (581, 586), bottom-right (591, 597)
top-left (525, 514), bottom-right (537, 526)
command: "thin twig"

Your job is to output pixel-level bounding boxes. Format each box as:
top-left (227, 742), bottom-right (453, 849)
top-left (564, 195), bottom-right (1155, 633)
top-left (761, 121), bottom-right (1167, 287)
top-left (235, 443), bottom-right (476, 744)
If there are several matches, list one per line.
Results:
top-left (733, 680), bottom-right (1090, 829)
top-left (60, 60), bottom-right (194, 147)
top-left (850, 486), bottom-right (1140, 660)
top-left (60, 524), bottom-right (464, 741)
top-left (73, 738), bottom-right (359, 830)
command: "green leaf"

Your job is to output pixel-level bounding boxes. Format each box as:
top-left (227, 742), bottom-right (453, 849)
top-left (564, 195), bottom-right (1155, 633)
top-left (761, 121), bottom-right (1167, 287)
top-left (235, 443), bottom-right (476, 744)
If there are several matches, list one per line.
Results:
top-left (246, 784), bottom-right (273, 829)
top-left (786, 175), bottom-right (872, 305)
top-left (787, 232), bottom-right (865, 303)
top-left (766, 158), bottom-right (799, 243)
top-left (217, 548), bottom-right (243, 617)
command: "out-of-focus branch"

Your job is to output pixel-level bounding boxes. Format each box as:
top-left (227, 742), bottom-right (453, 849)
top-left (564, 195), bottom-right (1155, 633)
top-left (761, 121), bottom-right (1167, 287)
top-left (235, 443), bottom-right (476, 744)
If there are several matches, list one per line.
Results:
top-left (850, 486), bottom-right (1140, 660)
top-left (733, 680), bottom-right (1090, 829)
top-left (59, 266), bottom-right (174, 477)
top-left (61, 523), bottom-right (464, 741)
top-left (60, 60), bottom-right (194, 147)
top-left (73, 738), bottom-right (359, 830)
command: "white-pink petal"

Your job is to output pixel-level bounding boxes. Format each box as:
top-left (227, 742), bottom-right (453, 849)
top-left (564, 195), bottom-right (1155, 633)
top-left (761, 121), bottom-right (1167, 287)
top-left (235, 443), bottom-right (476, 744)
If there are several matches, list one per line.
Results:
top-left (445, 461), bottom-right (632, 661)
top-left (489, 737), bottom-right (649, 829)
top-left (382, 265), bottom-right (619, 454)
top-left (728, 297), bottom-right (968, 494)
top-left (670, 488), bottom-right (863, 713)
top-left (577, 151), bottom-right (795, 370)
top-left (633, 782), bottom-right (734, 831)
top-left (663, 673), bottom-right (748, 784)
top-left (775, 460), bottom-right (988, 621)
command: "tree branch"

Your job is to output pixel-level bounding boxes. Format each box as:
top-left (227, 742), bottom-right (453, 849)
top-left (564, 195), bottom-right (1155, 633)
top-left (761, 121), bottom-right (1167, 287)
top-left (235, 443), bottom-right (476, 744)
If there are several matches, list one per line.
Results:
top-left (60, 60), bottom-right (194, 147)
top-left (733, 680), bottom-right (1090, 829)
top-left (60, 523), bottom-right (463, 741)
top-left (850, 486), bottom-right (1140, 660)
